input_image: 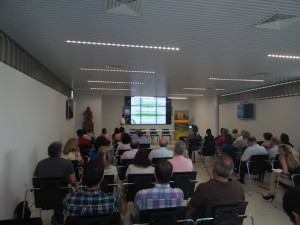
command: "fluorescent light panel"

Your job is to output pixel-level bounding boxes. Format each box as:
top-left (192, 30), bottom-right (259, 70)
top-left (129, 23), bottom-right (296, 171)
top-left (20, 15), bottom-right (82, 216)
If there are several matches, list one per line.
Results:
top-left (268, 54), bottom-right (300, 59)
top-left (90, 88), bottom-right (135, 91)
top-left (221, 79), bottom-right (300, 97)
top-left (210, 78), bottom-right (264, 82)
top-left (171, 94), bottom-right (203, 96)
top-left (133, 96), bottom-right (154, 98)
top-left (183, 88), bottom-right (226, 91)
top-left (168, 97), bottom-right (187, 99)
top-left (88, 80), bottom-right (144, 85)
top-left (81, 68), bottom-right (155, 74)
top-left (66, 40), bottom-right (180, 51)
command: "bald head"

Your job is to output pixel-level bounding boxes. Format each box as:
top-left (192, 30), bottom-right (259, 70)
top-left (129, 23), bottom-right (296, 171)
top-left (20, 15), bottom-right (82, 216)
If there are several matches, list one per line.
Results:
top-left (130, 139), bottom-right (139, 149)
top-left (271, 136), bottom-right (280, 145)
top-left (159, 138), bottom-right (168, 147)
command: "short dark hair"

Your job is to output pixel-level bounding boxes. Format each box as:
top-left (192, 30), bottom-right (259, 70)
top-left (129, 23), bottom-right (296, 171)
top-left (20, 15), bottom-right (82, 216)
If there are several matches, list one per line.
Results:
top-left (155, 159), bottom-right (173, 183)
top-left (114, 128), bottom-right (119, 134)
top-left (137, 131), bottom-right (143, 138)
top-left (232, 129), bottom-right (238, 134)
top-left (48, 141), bottom-right (63, 157)
top-left (77, 129), bottom-right (84, 137)
top-left (263, 132), bottom-right (273, 141)
top-left (133, 148), bottom-right (151, 168)
top-left (121, 133), bottom-right (132, 144)
top-left (248, 136), bottom-right (256, 143)
top-left (206, 128), bottom-right (212, 136)
top-left (214, 154), bottom-right (234, 178)
top-left (83, 159), bottom-right (104, 188)
top-left (119, 127), bottom-right (125, 133)
top-left (222, 128), bottom-right (229, 135)
top-left (102, 128), bottom-right (107, 134)
top-left (283, 187), bottom-right (300, 224)
top-left (94, 135), bottom-right (109, 150)
top-left (130, 140), bottom-right (139, 149)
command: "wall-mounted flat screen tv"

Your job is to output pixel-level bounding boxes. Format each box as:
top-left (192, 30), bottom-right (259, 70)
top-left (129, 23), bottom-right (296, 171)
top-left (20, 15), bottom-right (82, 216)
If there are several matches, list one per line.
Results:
top-left (237, 103), bottom-right (254, 120)
top-left (66, 99), bottom-right (74, 119)
top-left (124, 96), bottom-right (172, 124)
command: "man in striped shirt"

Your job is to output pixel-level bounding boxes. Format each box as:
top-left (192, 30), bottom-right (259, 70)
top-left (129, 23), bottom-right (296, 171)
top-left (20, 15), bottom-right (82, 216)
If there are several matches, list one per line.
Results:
top-left (63, 159), bottom-right (118, 216)
top-left (134, 159), bottom-right (184, 210)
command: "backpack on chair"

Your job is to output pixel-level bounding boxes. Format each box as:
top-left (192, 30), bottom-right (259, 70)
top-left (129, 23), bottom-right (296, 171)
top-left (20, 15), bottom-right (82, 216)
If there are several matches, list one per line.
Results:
top-left (14, 201), bottom-right (31, 219)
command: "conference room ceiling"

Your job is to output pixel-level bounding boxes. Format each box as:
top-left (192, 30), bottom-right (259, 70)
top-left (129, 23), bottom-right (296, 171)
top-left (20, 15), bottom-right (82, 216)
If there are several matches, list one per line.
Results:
top-left (0, 0), bottom-right (300, 98)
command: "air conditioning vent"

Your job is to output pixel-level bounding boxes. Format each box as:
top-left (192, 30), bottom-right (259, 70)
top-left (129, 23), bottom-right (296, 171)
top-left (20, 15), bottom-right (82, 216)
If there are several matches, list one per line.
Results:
top-left (254, 13), bottom-right (300, 30)
top-left (105, 0), bottom-right (145, 16)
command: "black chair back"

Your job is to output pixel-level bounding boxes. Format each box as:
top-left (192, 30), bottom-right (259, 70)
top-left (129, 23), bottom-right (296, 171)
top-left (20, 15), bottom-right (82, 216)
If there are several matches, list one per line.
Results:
top-left (202, 202), bottom-right (248, 225)
top-left (202, 142), bottom-right (216, 156)
top-left (138, 206), bottom-right (188, 225)
top-left (249, 155), bottom-right (269, 181)
top-left (126, 174), bottom-right (155, 202)
top-left (273, 154), bottom-right (281, 169)
top-left (222, 147), bottom-right (238, 162)
top-left (188, 139), bottom-right (202, 151)
top-left (118, 159), bottom-right (133, 180)
top-left (117, 149), bottom-right (130, 156)
top-left (100, 175), bottom-right (115, 193)
top-left (152, 157), bottom-right (173, 165)
top-left (32, 177), bottom-right (69, 210)
top-left (65, 212), bottom-right (121, 225)
top-left (257, 141), bottom-right (264, 146)
top-left (0, 218), bottom-right (43, 225)
top-left (291, 167), bottom-right (300, 186)
top-left (71, 160), bottom-right (81, 182)
top-left (139, 144), bottom-right (151, 149)
top-left (170, 171), bottom-right (197, 200)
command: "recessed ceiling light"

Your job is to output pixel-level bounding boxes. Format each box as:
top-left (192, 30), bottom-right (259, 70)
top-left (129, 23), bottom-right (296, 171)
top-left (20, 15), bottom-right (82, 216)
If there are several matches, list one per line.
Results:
top-left (81, 68), bottom-right (155, 74)
top-left (167, 97), bottom-right (187, 99)
top-left (88, 80), bottom-right (144, 85)
top-left (90, 88), bottom-right (135, 91)
top-left (133, 96), bottom-right (154, 98)
top-left (66, 40), bottom-right (180, 51)
top-left (267, 54), bottom-right (300, 59)
top-left (171, 94), bottom-right (203, 97)
top-left (183, 88), bottom-right (207, 90)
top-left (215, 89), bottom-right (227, 91)
top-left (183, 88), bottom-right (226, 91)
top-left (210, 78), bottom-right (264, 82)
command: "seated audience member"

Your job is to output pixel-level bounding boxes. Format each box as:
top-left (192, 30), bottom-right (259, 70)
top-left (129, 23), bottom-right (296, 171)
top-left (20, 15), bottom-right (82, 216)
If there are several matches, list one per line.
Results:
top-left (62, 138), bottom-right (84, 166)
top-left (235, 130), bottom-right (245, 142)
top-left (281, 133), bottom-right (294, 148)
top-left (89, 135), bottom-right (111, 160)
top-left (262, 132), bottom-right (273, 148)
top-left (77, 129), bottom-right (90, 146)
top-left (238, 136), bottom-right (268, 184)
top-left (204, 128), bottom-right (215, 143)
top-left (33, 142), bottom-right (76, 224)
top-left (131, 129), bottom-right (140, 140)
top-left (263, 144), bottom-right (300, 200)
top-left (216, 128), bottom-right (229, 147)
top-left (98, 146), bottom-right (118, 182)
top-left (215, 128), bottom-right (224, 141)
top-left (283, 187), bottom-right (300, 225)
top-left (63, 159), bottom-right (118, 216)
top-left (231, 129), bottom-right (240, 139)
top-left (233, 130), bottom-right (250, 152)
top-left (116, 133), bottom-right (132, 155)
top-left (186, 128), bottom-right (202, 159)
top-left (136, 131), bottom-right (150, 144)
top-left (101, 128), bottom-right (110, 141)
top-left (112, 127), bottom-right (119, 141)
top-left (219, 134), bottom-right (234, 153)
top-left (134, 160), bottom-right (184, 210)
top-left (121, 140), bottom-right (139, 161)
top-left (114, 127), bottom-right (125, 143)
top-left (168, 140), bottom-right (193, 172)
top-left (86, 129), bottom-right (95, 139)
top-left (126, 148), bottom-right (155, 177)
top-left (267, 136), bottom-right (280, 161)
top-left (148, 138), bottom-right (173, 162)
top-left (187, 154), bottom-right (244, 219)
top-left (83, 129), bottom-right (91, 141)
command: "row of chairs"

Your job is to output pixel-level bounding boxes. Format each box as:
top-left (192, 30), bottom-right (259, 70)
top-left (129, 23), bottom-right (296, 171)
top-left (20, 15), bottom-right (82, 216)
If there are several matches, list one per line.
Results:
top-left (7, 203), bottom-right (254, 225)
top-left (130, 128), bottom-right (172, 143)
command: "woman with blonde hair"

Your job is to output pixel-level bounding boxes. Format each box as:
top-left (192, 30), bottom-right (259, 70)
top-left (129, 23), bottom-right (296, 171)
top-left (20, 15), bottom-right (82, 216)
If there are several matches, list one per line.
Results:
top-left (62, 138), bottom-right (84, 166)
top-left (97, 146), bottom-right (118, 182)
top-left (263, 144), bottom-right (300, 200)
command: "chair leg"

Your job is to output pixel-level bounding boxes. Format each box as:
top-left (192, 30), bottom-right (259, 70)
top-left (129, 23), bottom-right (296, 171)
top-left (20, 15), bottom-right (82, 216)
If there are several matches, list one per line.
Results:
top-left (247, 164), bottom-right (253, 194)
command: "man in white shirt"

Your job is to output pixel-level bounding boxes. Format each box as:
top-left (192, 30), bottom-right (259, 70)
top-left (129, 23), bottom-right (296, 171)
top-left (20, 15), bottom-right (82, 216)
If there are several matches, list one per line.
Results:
top-left (148, 138), bottom-right (173, 162)
top-left (267, 136), bottom-right (280, 160)
top-left (239, 136), bottom-right (268, 184)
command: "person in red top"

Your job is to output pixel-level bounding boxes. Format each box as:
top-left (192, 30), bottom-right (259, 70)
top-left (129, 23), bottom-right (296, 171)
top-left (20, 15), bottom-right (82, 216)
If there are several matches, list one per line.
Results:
top-left (216, 128), bottom-right (229, 147)
top-left (114, 127), bottom-right (124, 144)
top-left (77, 129), bottom-right (90, 145)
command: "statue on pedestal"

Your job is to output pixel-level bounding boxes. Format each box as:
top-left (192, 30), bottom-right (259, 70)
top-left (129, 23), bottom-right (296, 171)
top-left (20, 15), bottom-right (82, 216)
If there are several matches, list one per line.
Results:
top-left (83, 106), bottom-right (94, 132)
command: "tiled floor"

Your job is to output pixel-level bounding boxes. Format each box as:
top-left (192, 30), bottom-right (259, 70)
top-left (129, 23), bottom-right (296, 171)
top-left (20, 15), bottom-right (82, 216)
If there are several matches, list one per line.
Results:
top-left (31, 145), bottom-right (291, 225)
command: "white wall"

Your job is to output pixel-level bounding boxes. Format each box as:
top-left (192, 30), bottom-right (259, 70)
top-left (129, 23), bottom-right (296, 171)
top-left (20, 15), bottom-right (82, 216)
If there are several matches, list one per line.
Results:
top-left (74, 91), bottom-right (102, 136)
top-left (189, 96), bottom-right (218, 137)
top-left (219, 95), bottom-right (300, 149)
top-left (0, 62), bottom-right (75, 219)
